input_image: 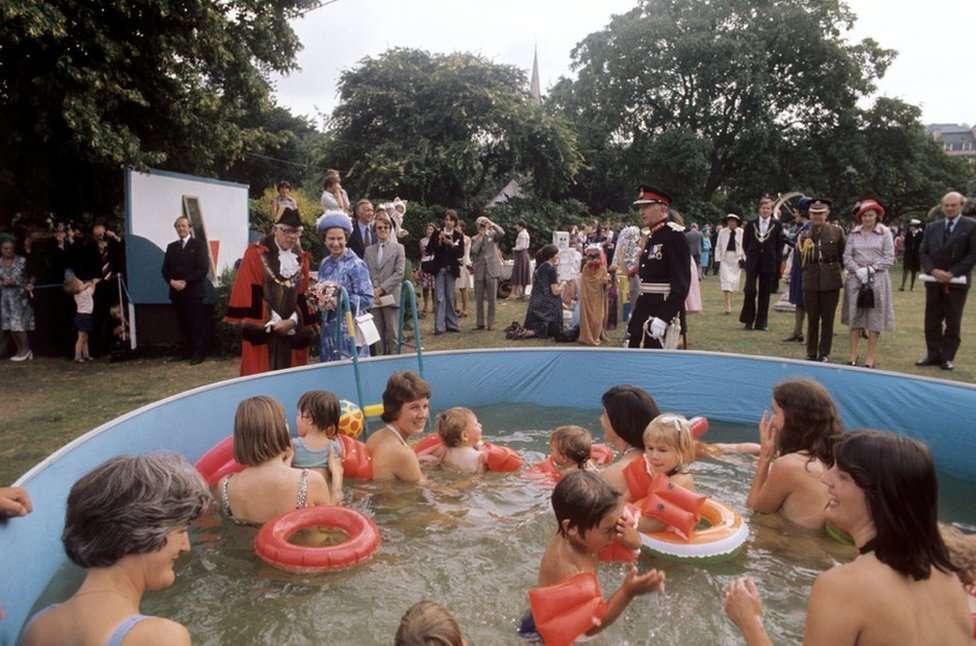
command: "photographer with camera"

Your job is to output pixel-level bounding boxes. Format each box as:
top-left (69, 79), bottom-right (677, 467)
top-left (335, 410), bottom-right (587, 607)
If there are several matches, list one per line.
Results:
top-left (425, 210), bottom-right (465, 335)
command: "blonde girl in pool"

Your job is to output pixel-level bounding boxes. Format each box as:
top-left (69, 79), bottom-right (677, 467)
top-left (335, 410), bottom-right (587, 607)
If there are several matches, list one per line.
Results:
top-left (745, 379), bottom-right (841, 529)
top-left (726, 430), bottom-right (972, 646)
top-left (634, 414), bottom-right (697, 534)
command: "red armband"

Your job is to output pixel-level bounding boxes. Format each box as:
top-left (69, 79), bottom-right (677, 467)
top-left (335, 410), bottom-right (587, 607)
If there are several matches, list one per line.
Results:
top-left (338, 434), bottom-right (373, 480)
top-left (640, 473), bottom-right (706, 540)
top-left (480, 442), bottom-right (523, 472)
top-left (528, 572), bottom-right (608, 646)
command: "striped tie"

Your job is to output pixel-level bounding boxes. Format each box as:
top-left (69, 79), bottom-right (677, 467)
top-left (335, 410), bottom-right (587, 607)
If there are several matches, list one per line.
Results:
top-left (101, 247), bottom-right (112, 281)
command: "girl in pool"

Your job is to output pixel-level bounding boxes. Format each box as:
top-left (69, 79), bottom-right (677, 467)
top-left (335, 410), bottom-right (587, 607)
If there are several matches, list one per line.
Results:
top-left (598, 385), bottom-right (661, 502)
top-left (940, 523), bottom-right (976, 634)
top-left (292, 390), bottom-right (344, 502)
top-left (745, 379), bottom-right (842, 529)
top-left (726, 430), bottom-right (972, 645)
top-left (436, 407), bottom-right (485, 473)
top-left (366, 371), bottom-right (431, 482)
top-left (635, 414), bottom-right (697, 534)
top-left (217, 396), bottom-right (334, 525)
top-left (549, 425), bottom-right (598, 475)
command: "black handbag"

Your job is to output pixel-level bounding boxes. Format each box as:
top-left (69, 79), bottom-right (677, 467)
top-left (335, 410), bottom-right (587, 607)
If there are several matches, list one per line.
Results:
top-left (856, 281), bottom-right (875, 309)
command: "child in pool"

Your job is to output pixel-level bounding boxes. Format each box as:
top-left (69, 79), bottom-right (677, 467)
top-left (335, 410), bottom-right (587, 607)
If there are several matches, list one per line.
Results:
top-left (598, 385), bottom-right (661, 501)
top-left (366, 371), bottom-right (431, 482)
top-left (216, 396), bottom-right (334, 525)
top-left (395, 600), bottom-right (466, 646)
top-left (635, 414), bottom-right (697, 534)
top-left (522, 471), bottom-right (666, 639)
top-left (436, 407), bottom-right (485, 473)
top-left (940, 523), bottom-right (976, 631)
top-left (549, 425), bottom-right (598, 476)
top-left (292, 390), bottom-right (344, 503)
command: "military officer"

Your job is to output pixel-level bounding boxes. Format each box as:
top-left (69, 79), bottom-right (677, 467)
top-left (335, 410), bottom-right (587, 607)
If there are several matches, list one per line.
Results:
top-left (627, 186), bottom-right (692, 349)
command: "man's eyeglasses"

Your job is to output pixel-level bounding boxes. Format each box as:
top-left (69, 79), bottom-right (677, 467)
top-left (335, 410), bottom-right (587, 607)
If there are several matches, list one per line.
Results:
top-left (277, 226), bottom-right (303, 236)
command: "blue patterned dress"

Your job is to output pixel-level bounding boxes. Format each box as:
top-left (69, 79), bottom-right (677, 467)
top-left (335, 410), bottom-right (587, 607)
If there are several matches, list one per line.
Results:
top-left (318, 249), bottom-right (374, 362)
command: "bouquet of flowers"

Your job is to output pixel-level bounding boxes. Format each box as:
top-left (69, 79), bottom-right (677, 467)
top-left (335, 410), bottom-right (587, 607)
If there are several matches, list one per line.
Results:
top-left (309, 280), bottom-right (338, 313)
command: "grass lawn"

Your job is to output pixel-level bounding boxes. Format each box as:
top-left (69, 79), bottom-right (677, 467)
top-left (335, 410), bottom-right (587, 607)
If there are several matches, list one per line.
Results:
top-left (2, 265), bottom-right (972, 484)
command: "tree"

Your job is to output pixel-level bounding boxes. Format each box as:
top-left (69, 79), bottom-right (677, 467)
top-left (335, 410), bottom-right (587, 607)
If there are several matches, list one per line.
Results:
top-left (0, 0), bottom-right (318, 222)
top-left (551, 0), bottom-right (895, 208)
top-left (321, 48), bottom-right (583, 211)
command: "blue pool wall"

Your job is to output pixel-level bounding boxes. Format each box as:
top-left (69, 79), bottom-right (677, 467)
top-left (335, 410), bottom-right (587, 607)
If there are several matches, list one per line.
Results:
top-left (3, 348), bottom-right (975, 642)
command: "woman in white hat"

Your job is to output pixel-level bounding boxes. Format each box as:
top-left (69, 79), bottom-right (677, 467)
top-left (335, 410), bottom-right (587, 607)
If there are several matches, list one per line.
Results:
top-left (716, 214), bottom-right (745, 314)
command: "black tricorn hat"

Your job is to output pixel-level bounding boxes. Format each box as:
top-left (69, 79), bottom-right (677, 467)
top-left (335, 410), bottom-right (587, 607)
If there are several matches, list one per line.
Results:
top-left (276, 207), bottom-right (302, 228)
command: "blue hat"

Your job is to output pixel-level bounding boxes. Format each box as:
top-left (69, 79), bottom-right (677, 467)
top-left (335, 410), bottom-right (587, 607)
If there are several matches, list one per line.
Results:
top-left (315, 210), bottom-right (352, 235)
top-left (797, 197), bottom-right (813, 215)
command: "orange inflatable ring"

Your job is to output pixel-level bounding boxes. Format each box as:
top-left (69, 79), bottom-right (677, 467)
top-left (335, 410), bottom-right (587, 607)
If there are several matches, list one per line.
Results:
top-left (255, 506), bottom-right (381, 573)
top-left (528, 572), bottom-right (608, 646)
top-left (195, 435), bottom-right (244, 487)
top-left (637, 497), bottom-right (747, 560)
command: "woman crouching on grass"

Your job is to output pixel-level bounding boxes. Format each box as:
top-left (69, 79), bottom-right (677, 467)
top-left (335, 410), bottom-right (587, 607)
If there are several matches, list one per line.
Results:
top-left (726, 430), bottom-right (972, 645)
top-left (23, 453), bottom-right (211, 645)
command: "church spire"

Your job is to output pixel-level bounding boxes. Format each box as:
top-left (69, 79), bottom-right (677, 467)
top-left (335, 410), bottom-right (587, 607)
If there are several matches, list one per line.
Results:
top-left (530, 44), bottom-right (541, 105)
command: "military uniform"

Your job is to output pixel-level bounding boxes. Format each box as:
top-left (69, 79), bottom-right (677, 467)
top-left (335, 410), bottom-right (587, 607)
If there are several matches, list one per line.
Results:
top-left (627, 219), bottom-right (692, 349)
top-left (797, 199), bottom-right (846, 360)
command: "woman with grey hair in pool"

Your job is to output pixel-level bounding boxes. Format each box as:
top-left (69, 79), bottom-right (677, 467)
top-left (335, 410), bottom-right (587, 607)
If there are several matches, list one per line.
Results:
top-left (22, 453), bottom-right (211, 646)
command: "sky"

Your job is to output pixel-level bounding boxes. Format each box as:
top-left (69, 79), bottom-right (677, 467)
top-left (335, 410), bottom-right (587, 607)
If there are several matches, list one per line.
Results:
top-left (272, 0), bottom-right (976, 127)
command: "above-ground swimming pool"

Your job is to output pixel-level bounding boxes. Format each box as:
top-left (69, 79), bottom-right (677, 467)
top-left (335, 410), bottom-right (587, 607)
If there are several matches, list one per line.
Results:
top-left (3, 349), bottom-right (976, 644)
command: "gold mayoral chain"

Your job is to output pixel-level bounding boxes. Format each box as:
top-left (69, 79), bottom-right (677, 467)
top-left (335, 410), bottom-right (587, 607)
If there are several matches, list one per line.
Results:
top-left (753, 219), bottom-right (774, 244)
top-left (260, 253), bottom-right (302, 289)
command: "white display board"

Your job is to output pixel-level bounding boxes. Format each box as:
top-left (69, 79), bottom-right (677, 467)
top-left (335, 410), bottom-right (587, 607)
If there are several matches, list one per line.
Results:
top-left (552, 231), bottom-right (580, 282)
top-left (125, 168), bottom-right (249, 304)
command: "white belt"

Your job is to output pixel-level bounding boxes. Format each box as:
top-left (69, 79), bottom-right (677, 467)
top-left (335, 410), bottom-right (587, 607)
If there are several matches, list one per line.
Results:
top-left (639, 282), bottom-right (671, 296)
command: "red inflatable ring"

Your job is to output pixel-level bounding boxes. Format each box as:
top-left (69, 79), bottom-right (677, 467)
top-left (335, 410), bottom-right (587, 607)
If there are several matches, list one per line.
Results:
top-left (195, 435), bottom-right (244, 487)
top-left (255, 506), bottom-right (381, 573)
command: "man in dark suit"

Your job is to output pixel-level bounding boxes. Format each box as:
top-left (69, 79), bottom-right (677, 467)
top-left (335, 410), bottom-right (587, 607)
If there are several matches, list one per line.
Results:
top-left (347, 199), bottom-right (375, 259)
top-left (739, 196), bottom-right (784, 331)
top-left (917, 192), bottom-right (976, 371)
top-left (161, 216), bottom-right (211, 364)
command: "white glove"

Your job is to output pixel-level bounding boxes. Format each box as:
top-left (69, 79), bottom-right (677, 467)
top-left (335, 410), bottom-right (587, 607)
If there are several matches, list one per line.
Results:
top-left (855, 267), bottom-right (870, 284)
top-left (650, 317), bottom-right (668, 339)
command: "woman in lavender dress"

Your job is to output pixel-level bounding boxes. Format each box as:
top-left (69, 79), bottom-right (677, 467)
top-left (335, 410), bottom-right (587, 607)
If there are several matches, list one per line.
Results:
top-left (842, 199), bottom-right (895, 368)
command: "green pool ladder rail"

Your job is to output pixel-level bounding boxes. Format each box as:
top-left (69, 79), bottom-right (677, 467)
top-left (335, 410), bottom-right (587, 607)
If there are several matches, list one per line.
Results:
top-left (335, 281), bottom-right (426, 438)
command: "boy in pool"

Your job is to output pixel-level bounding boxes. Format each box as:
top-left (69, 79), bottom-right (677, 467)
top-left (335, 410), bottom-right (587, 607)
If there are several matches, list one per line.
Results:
top-left (521, 471), bottom-right (666, 639)
top-left (292, 390), bottom-right (344, 502)
top-left (436, 407), bottom-right (485, 473)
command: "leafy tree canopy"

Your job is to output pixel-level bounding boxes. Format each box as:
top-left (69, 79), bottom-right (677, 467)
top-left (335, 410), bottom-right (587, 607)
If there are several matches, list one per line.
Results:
top-left (0, 0), bottom-right (318, 222)
top-left (551, 0), bottom-right (898, 210)
top-left (320, 48), bottom-right (583, 212)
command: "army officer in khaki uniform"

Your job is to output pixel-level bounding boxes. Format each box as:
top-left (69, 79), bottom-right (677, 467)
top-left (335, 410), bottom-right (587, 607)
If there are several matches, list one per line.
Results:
top-left (797, 198), bottom-right (846, 362)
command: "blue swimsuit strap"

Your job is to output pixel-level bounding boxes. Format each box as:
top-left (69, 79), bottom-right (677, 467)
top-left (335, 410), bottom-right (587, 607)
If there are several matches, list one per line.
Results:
top-left (107, 614), bottom-right (152, 646)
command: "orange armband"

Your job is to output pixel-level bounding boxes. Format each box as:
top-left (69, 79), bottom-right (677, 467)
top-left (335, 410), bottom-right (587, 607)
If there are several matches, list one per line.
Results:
top-left (338, 434), bottom-right (373, 480)
top-left (528, 572), bottom-right (608, 646)
top-left (480, 442), bottom-right (523, 472)
top-left (641, 473), bottom-right (706, 539)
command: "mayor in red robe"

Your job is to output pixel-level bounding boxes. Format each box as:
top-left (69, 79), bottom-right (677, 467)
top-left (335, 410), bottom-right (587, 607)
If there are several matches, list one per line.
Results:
top-left (224, 208), bottom-right (316, 376)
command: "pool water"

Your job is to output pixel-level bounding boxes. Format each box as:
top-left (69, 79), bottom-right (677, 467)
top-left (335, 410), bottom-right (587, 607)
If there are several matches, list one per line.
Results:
top-left (28, 404), bottom-right (976, 645)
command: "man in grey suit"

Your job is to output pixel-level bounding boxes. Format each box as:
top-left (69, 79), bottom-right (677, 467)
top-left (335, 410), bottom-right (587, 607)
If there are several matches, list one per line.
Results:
top-left (364, 212), bottom-right (406, 355)
top-left (470, 216), bottom-right (505, 330)
top-left (917, 191), bottom-right (976, 371)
